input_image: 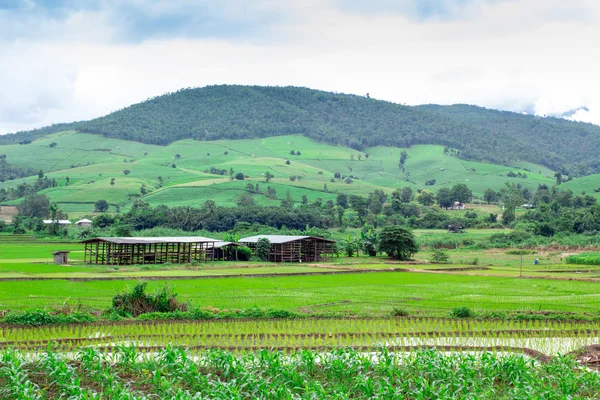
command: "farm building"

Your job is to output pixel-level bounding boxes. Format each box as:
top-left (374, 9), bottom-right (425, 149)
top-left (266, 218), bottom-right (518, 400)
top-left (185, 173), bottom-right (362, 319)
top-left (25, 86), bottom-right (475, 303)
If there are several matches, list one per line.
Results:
top-left (76, 218), bottom-right (93, 227)
top-left (43, 219), bottom-right (71, 225)
top-left (239, 235), bottom-right (335, 263)
top-left (208, 241), bottom-right (244, 261)
top-left (81, 236), bottom-right (219, 265)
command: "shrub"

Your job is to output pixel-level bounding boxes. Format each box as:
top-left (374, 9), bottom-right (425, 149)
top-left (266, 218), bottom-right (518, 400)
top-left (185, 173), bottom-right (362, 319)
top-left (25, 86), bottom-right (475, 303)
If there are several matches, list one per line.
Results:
top-left (2, 310), bottom-right (96, 326)
top-left (390, 307), bottom-right (410, 317)
top-left (450, 307), bottom-right (473, 318)
top-left (111, 282), bottom-right (187, 317)
top-left (431, 249), bottom-right (450, 263)
top-left (256, 238), bottom-right (271, 261)
top-left (566, 252), bottom-right (600, 265)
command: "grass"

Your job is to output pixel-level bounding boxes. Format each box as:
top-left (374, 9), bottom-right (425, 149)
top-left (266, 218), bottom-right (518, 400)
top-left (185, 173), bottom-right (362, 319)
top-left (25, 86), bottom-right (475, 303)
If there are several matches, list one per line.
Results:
top-left (0, 270), bottom-right (599, 316)
top-left (2, 132), bottom-right (561, 216)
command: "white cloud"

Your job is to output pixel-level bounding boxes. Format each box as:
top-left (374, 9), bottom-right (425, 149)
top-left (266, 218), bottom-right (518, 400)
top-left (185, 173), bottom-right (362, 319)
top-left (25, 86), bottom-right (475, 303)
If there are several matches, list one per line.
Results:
top-left (1, 0), bottom-right (600, 134)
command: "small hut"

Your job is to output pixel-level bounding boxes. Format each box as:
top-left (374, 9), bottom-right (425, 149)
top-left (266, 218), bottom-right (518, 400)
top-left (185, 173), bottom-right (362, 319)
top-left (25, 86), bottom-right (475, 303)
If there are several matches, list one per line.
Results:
top-left (239, 235), bottom-right (335, 263)
top-left (81, 236), bottom-right (219, 265)
top-left (76, 218), bottom-right (93, 227)
top-left (53, 251), bottom-right (70, 265)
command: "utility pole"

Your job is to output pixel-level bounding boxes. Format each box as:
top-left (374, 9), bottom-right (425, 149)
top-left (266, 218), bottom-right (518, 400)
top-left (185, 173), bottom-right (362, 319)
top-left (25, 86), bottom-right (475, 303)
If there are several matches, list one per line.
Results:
top-left (520, 245), bottom-right (523, 278)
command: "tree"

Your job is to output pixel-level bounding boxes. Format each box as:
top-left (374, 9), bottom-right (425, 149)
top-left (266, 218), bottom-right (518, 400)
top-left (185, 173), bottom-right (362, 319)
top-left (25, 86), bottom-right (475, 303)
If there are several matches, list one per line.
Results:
top-left (499, 183), bottom-right (524, 225)
top-left (235, 172), bottom-right (245, 180)
top-left (37, 169), bottom-right (44, 179)
top-left (229, 168), bottom-right (234, 181)
top-left (301, 195), bottom-right (308, 205)
top-left (400, 187), bottom-right (413, 203)
top-left (378, 226), bottom-right (419, 260)
top-left (399, 151), bottom-right (408, 172)
top-left (123, 170), bottom-right (131, 176)
top-left (157, 176), bottom-right (164, 187)
top-left (94, 199), bottom-right (109, 212)
top-left (555, 172), bottom-right (563, 185)
top-left (450, 183), bottom-right (472, 204)
top-left (437, 187), bottom-right (453, 208)
top-left (245, 182), bottom-right (255, 192)
top-left (483, 188), bottom-right (498, 204)
top-left (256, 238), bottom-right (271, 261)
top-left (334, 172), bottom-right (341, 180)
top-left (110, 178), bottom-right (115, 186)
top-left (140, 184), bottom-right (147, 195)
top-left (349, 195), bottom-right (368, 223)
top-left (336, 193), bottom-right (349, 208)
top-left (265, 171), bottom-right (274, 183)
top-left (281, 190), bottom-right (294, 208)
top-left (237, 193), bottom-right (256, 207)
top-left (285, 160), bottom-right (291, 165)
top-left (359, 225), bottom-right (378, 256)
top-left (417, 190), bottom-right (436, 206)
top-left (17, 194), bottom-right (50, 218)
top-left (49, 142), bottom-right (57, 148)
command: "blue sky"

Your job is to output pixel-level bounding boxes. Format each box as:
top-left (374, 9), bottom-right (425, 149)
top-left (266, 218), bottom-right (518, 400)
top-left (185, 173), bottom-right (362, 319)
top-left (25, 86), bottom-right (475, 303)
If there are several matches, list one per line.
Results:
top-left (0, 0), bottom-right (599, 133)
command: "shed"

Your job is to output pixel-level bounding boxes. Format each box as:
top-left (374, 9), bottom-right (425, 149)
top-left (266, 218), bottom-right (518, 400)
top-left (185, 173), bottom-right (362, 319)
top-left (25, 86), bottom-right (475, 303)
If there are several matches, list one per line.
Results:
top-left (53, 251), bottom-right (70, 265)
top-left (81, 236), bottom-right (219, 265)
top-left (76, 218), bottom-right (93, 227)
top-left (239, 235), bottom-right (335, 263)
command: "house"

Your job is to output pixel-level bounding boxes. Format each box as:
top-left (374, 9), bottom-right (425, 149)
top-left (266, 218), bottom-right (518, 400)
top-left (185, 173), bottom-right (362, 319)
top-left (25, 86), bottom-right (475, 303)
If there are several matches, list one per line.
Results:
top-left (239, 235), bottom-right (335, 263)
top-left (450, 202), bottom-right (465, 210)
top-left (76, 218), bottom-right (93, 227)
top-left (43, 220), bottom-right (71, 225)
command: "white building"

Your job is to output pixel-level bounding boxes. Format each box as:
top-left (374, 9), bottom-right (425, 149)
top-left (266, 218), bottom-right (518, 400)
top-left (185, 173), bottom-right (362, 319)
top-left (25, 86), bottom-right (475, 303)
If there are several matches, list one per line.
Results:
top-left (76, 218), bottom-right (93, 227)
top-left (42, 220), bottom-right (71, 225)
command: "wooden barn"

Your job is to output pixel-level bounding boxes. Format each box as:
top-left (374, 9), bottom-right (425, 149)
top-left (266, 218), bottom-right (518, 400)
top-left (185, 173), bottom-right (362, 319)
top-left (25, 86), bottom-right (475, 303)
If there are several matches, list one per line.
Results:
top-left (239, 235), bottom-right (335, 263)
top-left (82, 236), bottom-right (219, 265)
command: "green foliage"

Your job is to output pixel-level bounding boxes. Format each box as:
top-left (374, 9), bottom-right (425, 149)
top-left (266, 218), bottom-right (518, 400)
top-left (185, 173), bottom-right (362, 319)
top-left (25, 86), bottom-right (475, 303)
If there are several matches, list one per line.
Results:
top-left (378, 226), bottom-right (419, 260)
top-left (17, 194), bottom-right (50, 218)
top-left (255, 238), bottom-right (271, 261)
top-left (2, 309), bottom-right (95, 326)
top-left (94, 199), bottom-right (109, 212)
top-left (566, 252), bottom-right (600, 265)
top-left (359, 225), bottom-right (378, 256)
top-left (111, 282), bottom-right (187, 317)
top-left (450, 307), bottom-right (473, 318)
top-left (6, 86), bottom-right (600, 175)
top-left (431, 249), bottom-right (450, 263)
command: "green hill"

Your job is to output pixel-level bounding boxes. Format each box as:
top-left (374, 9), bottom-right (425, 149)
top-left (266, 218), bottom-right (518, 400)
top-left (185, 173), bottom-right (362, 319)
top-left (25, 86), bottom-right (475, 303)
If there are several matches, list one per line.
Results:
top-left (1, 132), bottom-right (559, 218)
top-left (2, 85), bottom-right (600, 175)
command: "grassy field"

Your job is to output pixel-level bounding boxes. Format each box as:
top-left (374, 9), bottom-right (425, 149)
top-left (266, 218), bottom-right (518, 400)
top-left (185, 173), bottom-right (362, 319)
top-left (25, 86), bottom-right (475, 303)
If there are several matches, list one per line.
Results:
top-left (1, 132), bottom-right (562, 218)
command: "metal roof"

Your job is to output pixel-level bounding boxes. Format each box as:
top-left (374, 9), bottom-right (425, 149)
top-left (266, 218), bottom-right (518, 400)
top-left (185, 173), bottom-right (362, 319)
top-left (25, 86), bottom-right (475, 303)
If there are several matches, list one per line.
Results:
top-left (213, 241), bottom-right (242, 248)
top-left (81, 236), bottom-right (219, 244)
top-left (43, 220), bottom-right (71, 224)
top-left (76, 219), bottom-right (93, 223)
top-left (238, 235), bottom-right (335, 244)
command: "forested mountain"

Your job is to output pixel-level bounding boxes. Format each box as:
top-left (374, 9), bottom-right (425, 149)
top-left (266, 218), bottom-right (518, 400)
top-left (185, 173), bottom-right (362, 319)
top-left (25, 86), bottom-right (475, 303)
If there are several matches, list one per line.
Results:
top-left (2, 85), bottom-right (600, 175)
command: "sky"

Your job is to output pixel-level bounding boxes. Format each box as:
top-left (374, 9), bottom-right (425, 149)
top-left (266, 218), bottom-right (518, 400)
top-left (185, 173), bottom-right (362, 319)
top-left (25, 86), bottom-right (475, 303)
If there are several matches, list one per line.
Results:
top-left (1, 0), bottom-right (599, 134)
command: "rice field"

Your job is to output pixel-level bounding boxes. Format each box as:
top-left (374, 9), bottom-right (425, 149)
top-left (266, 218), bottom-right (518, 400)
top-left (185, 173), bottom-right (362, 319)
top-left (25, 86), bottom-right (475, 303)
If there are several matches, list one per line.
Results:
top-left (1, 319), bottom-right (599, 399)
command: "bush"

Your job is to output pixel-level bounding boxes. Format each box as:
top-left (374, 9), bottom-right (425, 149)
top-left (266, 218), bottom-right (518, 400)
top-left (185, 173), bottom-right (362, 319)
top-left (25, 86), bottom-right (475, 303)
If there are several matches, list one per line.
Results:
top-left (256, 238), bottom-right (271, 261)
top-left (236, 246), bottom-right (253, 261)
top-left (450, 307), bottom-right (473, 318)
top-left (111, 282), bottom-right (187, 317)
top-left (431, 249), bottom-right (450, 263)
top-left (390, 307), bottom-right (410, 317)
top-left (566, 252), bottom-right (600, 265)
top-left (2, 310), bottom-right (96, 326)
top-left (505, 249), bottom-right (537, 255)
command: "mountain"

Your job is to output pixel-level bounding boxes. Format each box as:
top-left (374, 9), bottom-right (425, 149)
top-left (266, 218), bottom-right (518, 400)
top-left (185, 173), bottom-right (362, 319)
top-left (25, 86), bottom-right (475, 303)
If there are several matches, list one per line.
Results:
top-left (2, 85), bottom-right (600, 175)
